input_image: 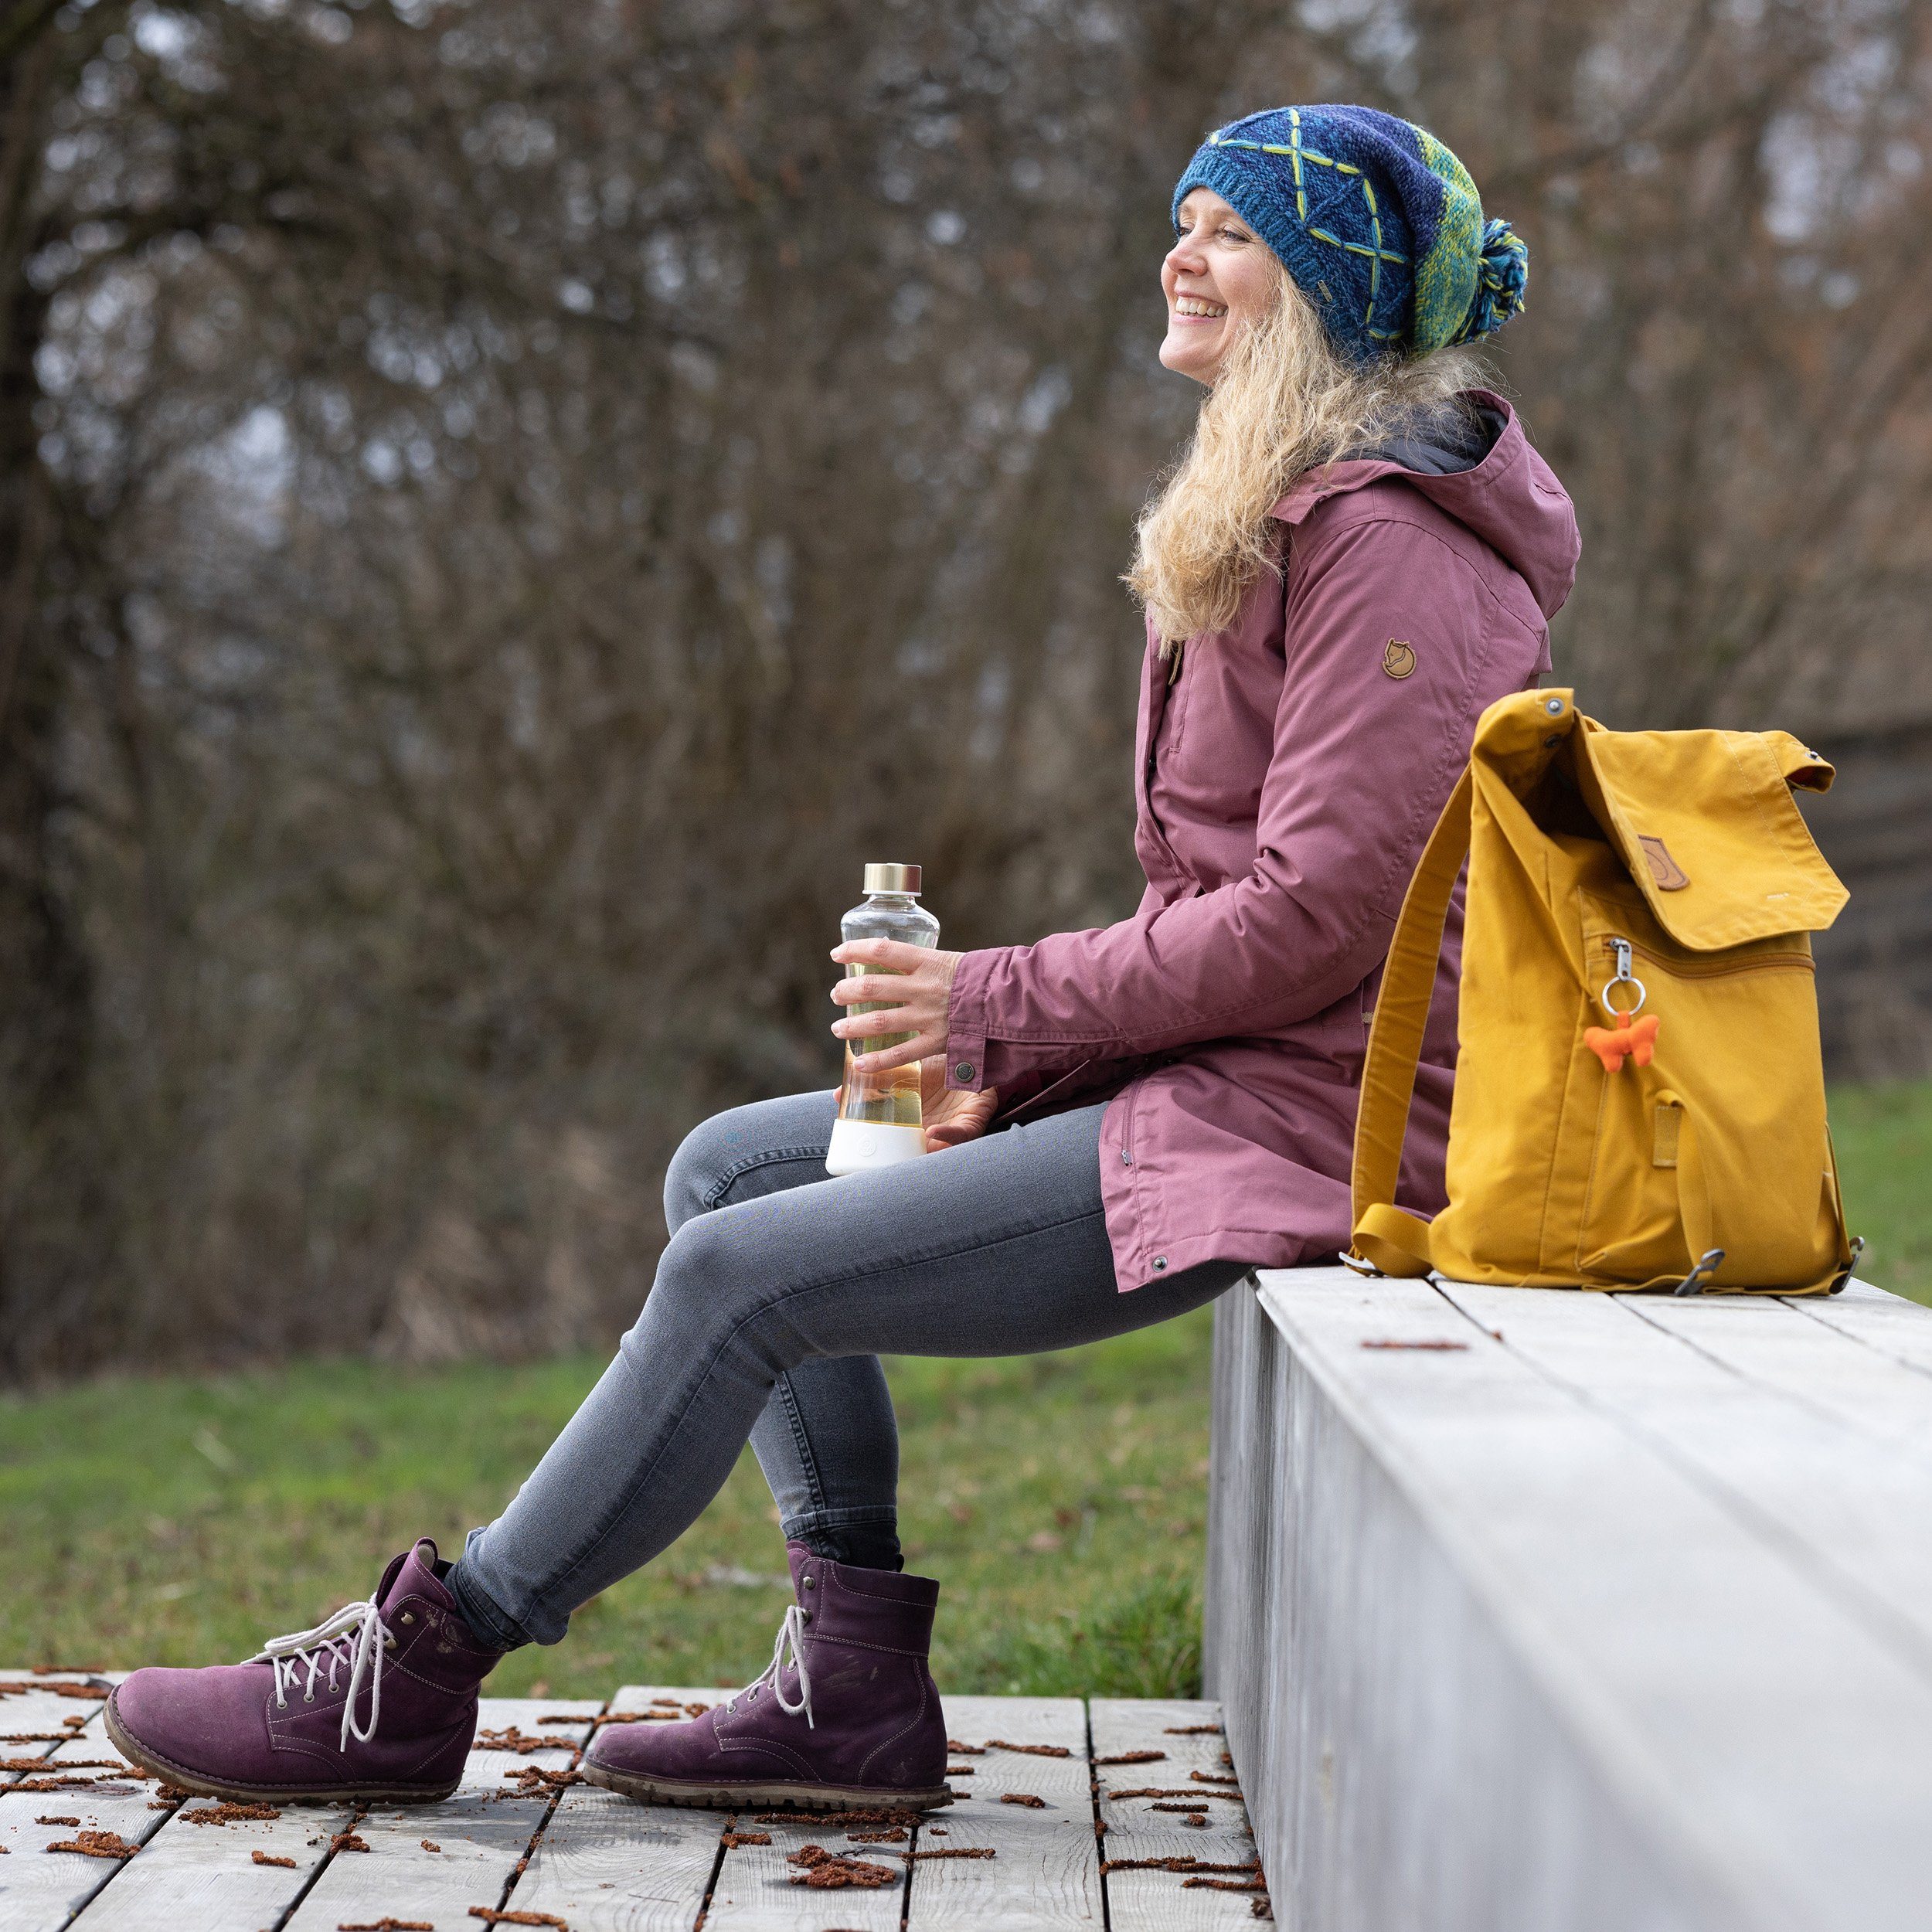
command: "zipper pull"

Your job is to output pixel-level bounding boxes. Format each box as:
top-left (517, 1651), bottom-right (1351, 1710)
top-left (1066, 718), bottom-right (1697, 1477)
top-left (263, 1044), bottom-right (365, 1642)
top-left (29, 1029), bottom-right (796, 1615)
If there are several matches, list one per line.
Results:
top-left (1598, 936), bottom-right (1647, 1021)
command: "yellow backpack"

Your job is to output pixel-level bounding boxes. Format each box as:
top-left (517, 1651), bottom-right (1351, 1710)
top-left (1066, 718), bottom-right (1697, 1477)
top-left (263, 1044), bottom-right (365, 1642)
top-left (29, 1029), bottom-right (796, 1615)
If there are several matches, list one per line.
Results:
top-left (1349, 689), bottom-right (1859, 1295)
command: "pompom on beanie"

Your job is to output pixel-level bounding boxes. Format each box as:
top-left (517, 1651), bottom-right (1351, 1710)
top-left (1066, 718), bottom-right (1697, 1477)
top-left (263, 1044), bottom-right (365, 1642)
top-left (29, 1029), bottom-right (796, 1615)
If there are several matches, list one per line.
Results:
top-left (1171, 105), bottom-right (1528, 364)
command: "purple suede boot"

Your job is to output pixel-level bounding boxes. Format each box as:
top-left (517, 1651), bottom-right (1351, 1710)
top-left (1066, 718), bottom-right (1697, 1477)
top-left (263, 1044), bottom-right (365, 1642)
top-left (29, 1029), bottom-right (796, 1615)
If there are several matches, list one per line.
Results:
top-left (582, 1543), bottom-right (951, 1811)
top-left (106, 1539), bottom-right (504, 1803)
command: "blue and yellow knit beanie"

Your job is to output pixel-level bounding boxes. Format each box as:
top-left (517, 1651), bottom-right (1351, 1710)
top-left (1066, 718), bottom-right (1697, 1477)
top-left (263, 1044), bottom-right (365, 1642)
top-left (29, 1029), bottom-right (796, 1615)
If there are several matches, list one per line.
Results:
top-left (1171, 105), bottom-right (1528, 363)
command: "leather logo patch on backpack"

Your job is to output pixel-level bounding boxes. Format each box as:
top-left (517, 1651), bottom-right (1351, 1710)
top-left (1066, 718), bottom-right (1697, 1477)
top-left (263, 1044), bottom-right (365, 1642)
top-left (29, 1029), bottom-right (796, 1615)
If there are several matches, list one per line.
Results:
top-left (1383, 638), bottom-right (1417, 680)
top-left (1637, 835), bottom-right (1690, 890)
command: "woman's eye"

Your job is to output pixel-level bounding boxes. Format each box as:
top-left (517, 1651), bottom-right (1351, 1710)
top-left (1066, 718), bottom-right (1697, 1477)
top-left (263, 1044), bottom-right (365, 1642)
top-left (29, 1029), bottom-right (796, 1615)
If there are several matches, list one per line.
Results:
top-left (1219, 226), bottom-right (1250, 244)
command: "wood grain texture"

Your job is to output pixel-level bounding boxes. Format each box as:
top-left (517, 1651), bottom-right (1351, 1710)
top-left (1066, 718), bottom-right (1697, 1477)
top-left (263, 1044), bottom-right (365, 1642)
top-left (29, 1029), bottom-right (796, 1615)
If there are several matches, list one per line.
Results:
top-left (0, 1722), bottom-right (171, 1932)
top-left (0, 1673), bottom-right (118, 1783)
top-left (1202, 1281), bottom-right (1278, 1800)
top-left (702, 1805), bottom-right (906, 1932)
top-left (284, 1696), bottom-right (605, 1932)
top-left (1210, 1264), bottom-right (1932, 1932)
top-left (6, 1689), bottom-right (1250, 1930)
top-left (1089, 1697), bottom-right (1258, 1932)
top-left (1435, 1281), bottom-right (1932, 1681)
top-left (498, 1685), bottom-right (726, 1932)
top-left (1791, 1279), bottom-right (1932, 1375)
top-left (904, 1695), bottom-right (1098, 1930)
top-left (1625, 1287), bottom-right (1932, 1454)
top-left (70, 1789), bottom-right (354, 1930)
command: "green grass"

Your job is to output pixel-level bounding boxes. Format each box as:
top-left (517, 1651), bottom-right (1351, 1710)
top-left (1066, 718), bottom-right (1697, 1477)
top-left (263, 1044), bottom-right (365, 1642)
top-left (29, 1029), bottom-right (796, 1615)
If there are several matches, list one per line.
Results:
top-left (1832, 1078), bottom-right (1932, 1304)
top-left (0, 1311), bottom-right (1216, 1698)
top-left (2, 1079), bottom-right (1924, 1689)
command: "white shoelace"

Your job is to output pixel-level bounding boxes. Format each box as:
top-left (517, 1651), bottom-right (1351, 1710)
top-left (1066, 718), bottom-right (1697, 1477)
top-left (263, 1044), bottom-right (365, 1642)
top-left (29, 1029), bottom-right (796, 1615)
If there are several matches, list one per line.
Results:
top-left (248, 1599), bottom-right (392, 1751)
top-left (724, 1602), bottom-right (815, 1730)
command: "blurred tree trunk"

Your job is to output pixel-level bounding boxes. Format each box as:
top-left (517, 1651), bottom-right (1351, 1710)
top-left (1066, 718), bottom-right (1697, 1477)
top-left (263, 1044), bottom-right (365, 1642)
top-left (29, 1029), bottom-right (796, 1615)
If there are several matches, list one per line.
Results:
top-left (0, 3), bottom-right (94, 1366)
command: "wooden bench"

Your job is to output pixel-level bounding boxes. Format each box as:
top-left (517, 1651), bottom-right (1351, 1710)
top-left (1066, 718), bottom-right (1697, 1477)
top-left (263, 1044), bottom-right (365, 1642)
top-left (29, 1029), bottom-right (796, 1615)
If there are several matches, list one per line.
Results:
top-left (1204, 1268), bottom-right (1932, 1932)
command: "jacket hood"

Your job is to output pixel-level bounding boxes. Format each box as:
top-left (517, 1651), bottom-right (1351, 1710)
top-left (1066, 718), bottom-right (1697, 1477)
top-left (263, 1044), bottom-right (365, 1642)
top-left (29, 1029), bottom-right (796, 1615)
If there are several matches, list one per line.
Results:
top-left (1268, 388), bottom-right (1580, 621)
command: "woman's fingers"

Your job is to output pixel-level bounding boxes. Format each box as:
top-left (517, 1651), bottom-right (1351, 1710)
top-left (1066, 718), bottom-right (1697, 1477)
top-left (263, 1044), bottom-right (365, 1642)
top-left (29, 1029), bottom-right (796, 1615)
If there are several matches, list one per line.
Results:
top-left (848, 1032), bottom-right (936, 1073)
top-left (836, 1005), bottom-right (920, 1039)
top-left (829, 975), bottom-right (913, 1008)
top-left (831, 937), bottom-right (932, 972)
top-left (925, 1087), bottom-right (1000, 1150)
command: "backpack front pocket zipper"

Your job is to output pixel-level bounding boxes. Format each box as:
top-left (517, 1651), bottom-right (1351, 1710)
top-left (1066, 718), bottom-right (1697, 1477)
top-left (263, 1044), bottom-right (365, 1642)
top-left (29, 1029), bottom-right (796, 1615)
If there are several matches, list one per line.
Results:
top-left (1599, 934), bottom-right (1815, 981)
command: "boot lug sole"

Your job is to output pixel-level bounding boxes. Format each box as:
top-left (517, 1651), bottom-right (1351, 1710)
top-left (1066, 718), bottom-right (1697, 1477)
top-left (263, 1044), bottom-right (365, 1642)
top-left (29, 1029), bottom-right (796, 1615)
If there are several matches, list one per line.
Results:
top-left (578, 1758), bottom-right (954, 1812)
top-left (105, 1688), bottom-right (461, 1808)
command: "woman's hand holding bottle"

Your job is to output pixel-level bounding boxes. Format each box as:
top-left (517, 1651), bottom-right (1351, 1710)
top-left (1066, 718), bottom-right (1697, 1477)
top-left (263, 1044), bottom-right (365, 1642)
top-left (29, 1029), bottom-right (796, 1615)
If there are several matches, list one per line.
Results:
top-left (830, 940), bottom-right (964, 1073)
top-left (831, 939), bottom-right (1003, 1145)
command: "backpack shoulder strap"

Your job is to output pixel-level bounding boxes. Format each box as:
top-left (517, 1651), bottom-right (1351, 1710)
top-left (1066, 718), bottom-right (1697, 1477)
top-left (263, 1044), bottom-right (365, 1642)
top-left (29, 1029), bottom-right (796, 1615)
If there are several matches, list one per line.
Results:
top-left (1349, 768), bottom-right (1473, 1277)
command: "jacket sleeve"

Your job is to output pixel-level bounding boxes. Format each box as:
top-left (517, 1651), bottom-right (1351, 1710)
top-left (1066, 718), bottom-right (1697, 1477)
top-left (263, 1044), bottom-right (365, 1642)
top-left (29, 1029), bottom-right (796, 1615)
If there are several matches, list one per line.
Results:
top-left (944, 503), bottom-right (1540, 1091)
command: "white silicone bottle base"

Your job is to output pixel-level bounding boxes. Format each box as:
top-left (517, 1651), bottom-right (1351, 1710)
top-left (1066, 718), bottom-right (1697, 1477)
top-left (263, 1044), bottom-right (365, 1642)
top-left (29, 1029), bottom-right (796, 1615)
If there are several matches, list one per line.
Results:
top-left (825, 1118), bottom-right (927, 1177)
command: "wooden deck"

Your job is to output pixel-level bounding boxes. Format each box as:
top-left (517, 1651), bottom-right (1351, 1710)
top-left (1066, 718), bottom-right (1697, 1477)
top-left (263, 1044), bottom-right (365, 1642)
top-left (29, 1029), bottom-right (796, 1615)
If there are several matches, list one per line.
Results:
top-left (0, 1683), bottom-right (1267, 1930)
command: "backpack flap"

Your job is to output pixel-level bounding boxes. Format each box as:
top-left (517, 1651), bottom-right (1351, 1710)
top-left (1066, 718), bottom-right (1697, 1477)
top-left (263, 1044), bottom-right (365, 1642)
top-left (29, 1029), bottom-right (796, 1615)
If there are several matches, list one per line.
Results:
top-left (1573, 723), bottom-right (1846, 950)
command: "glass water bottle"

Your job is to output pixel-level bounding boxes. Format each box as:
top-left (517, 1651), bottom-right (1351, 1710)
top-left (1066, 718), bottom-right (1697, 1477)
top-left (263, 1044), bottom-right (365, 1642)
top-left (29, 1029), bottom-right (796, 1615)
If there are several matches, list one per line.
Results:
top-left (825, 862), bottom-right (940, 1177)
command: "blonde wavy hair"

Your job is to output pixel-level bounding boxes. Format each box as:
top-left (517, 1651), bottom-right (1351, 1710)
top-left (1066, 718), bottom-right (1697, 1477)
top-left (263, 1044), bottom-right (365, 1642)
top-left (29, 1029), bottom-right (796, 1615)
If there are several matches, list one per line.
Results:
top-left (1127, 257), bottom-right (1498, 649)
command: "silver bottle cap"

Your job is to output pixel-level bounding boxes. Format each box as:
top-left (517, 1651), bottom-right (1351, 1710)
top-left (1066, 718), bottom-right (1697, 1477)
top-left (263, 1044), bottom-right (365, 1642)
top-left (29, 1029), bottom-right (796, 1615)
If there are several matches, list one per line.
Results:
top-left (862, 862), bottom-right (921, 894)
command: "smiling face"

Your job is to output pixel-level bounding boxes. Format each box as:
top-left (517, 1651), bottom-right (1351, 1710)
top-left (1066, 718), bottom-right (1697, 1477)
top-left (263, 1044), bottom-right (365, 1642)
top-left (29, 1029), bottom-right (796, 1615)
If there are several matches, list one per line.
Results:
top-left (1160, 188), bottom-right (1285, 384)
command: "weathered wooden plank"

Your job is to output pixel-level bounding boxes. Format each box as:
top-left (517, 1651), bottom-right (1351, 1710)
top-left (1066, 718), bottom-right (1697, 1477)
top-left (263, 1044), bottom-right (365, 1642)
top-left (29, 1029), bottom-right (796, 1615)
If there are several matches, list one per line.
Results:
top-left (74, 1789), bottom-right (359, 1931)
top-left (1434, 1281), bottom-right (1932, 1680)
top-left (1090, 1697), bottom-right (1260, 1932)
top-left (1237, 1265), bottom-right (1932, 1932)
top-left (283, 1696), bottom-right (605, 1932)
top-left (1202, 1274), bottom-right (1290, 1902)
top-left (0, 1689), bottom-right (1231, 1930)
top-left (1202, 1281), bottom-right (1277, 1738)
top-left (702, 1804), bottom-right (907, 1932)
top-left (1789, 1279), bottom-right (1932, 1375)
top-left (1623, 1287), bottom-right (1932, 1458)
top-left (497, 1684), bottom-right (726, 1932)
top-left (904, 1694), bottom-right (1099, 1930)
top-left (1, 1725), bottom-right (179, 1932)
top-left (0, 1673), bottom-right (117, 1784)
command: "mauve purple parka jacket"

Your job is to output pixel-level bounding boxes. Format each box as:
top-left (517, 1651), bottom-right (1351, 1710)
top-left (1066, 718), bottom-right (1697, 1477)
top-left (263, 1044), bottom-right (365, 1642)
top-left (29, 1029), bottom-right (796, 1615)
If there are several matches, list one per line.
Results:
top-left (941, 389), bottom-right (1581, 1289)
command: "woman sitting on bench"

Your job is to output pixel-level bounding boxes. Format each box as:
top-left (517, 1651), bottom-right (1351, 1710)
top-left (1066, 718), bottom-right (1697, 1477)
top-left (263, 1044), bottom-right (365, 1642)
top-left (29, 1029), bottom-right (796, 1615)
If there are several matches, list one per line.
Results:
top-left (107, 104), bottom-right (1580, 1812)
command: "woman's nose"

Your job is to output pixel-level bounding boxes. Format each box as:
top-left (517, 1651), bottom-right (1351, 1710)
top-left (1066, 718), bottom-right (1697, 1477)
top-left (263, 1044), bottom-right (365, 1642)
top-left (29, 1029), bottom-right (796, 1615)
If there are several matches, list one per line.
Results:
top-left (1165, 236), bottom-right (1204, 277)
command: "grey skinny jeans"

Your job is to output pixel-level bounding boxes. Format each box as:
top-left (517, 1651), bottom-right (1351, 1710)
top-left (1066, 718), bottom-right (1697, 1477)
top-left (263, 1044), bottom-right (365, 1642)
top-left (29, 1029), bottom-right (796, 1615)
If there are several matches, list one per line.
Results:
top-left (448, 1089), bottom-right (1243, 1649)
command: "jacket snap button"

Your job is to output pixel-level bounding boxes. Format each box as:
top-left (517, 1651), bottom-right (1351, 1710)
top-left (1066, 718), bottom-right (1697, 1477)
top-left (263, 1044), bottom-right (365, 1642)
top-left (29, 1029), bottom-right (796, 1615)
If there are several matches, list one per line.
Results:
top-left (803, 1575), bottom-right (815, 1588)
top-left (1152, 1256), bottom-right (1168, 1270)
top-left (954, 1062), bottom-right (975, 1083)
top-left (1544, 697), bottom-right (1564, 716)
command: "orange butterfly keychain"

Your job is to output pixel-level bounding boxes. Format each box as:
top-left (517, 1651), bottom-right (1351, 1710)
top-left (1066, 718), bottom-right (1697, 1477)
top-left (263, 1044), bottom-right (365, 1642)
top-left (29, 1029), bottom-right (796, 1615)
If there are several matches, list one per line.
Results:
top-left (1584, 937), bottom-right (1661, 1072)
